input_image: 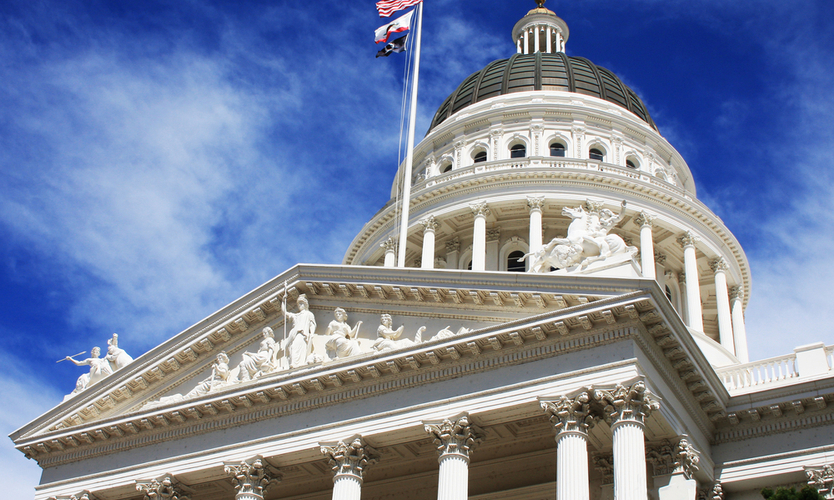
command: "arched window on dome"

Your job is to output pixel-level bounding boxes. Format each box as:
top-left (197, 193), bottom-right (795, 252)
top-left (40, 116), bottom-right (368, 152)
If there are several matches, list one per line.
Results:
top-left (510, 144), bottom-right (527, 158)
top-left (473, 150), bottom-right (487, 163)
top-left (589, 148), bottom-right (605, 161)
top-left (549, 142), bottom-right (566, 157)
top-left (626, 156), bottom-right (640, 169)
top-left (507, 250), bottom-right (526, 272)
top-left (440, 161), bottom-right (453, 174)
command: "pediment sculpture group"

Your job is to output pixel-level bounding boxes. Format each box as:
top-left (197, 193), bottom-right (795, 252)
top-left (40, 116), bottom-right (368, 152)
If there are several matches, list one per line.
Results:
top-left (141, 295), bottom-right (469, 408)
top-left (62, 333), bottom-right (134, 401)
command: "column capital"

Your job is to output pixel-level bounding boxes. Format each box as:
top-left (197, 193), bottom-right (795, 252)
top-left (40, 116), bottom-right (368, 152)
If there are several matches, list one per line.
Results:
top-left (380, 236), bottom-right (396, 252)
top-left (710, 257), bottom-right (729, 274)
top-left (445, 237), bottom-right (461, 253)
top-left (654, 251), bottom-right (667, 265)
top-left (470, 201), bottom-right (491, 218)
top-left (136, 474), bottom-right (193, 500)
top-left (594, 380), bottom-right (659, 426)
top-left (527, 196), bottom-right (545, 213)
top-left (633, 211), bottom-right (655, 228)
top-left (419, 215), bottom-right (438, 233)
top-left (486, 227), bottom-right (501, 242)
top-left (677, 231), bottom-right (699, 249)
top-left (729, 285), bottom-right (744, 301)
top-left (320, 436), bottom-right (380, 483)
top-left (47, 491), bottom-right (99, 500)
top-left (805, 464), bottom-right (834, 495)
top-left (424, 413), bottom-right (484, 461)
top-left (540, 390), bottom-right (598, 435)
top-left (489, 128), bottom-right (504, 138)
top-left (647, 438), bottom-right (700, 479)
top-left (709, 483), bottom-right (725, 500)
top-left (224, 456), bottom-right (281, 499)
top-left (678, 271), bottom-right (687, 285)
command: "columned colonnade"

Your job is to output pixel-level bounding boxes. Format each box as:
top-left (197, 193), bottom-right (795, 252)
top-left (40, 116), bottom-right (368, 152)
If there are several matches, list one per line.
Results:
top-left (381, 200), bottom-right (749, 362)
top-left (126, 382), bottom-right (689, 500)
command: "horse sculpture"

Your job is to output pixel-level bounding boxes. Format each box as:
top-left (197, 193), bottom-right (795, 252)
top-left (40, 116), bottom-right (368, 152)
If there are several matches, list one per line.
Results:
top-left (521, 200), bottom-right (637, 272)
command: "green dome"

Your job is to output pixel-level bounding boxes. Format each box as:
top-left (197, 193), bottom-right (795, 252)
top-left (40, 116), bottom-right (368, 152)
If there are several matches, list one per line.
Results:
top-left (427, 52), bottom-right (658, 134)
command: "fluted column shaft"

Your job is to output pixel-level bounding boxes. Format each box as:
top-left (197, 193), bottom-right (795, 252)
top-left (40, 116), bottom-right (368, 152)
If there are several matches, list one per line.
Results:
top-left (425, 414), bottom-right (484, 500)
top-left (527, 197), bottom-right (544, 260)
top-left (420, 216), bottom-right (438, 270)
top-left (635, 212), bottom-right (655, 280)
top-left (730, 287), bottom-right (750, 362)
top-left (332, 475), bottom-right (362, 500)
top-left (678, 232), bottom-right (703, 331)
top-left (382, 238), bottom-right (396, 268)
top-left (612, 420), bottom-right (648, 500)
top-left (557, 431), bottom-right (590, 500)
top-left (470, 202), bottom-right (489, 271)
top-left (711, 259), bottom-right (735, 355)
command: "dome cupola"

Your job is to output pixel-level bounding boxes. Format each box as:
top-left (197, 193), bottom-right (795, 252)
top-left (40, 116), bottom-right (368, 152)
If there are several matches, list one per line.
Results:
top-left (512, 0), bottom-right (569, 54)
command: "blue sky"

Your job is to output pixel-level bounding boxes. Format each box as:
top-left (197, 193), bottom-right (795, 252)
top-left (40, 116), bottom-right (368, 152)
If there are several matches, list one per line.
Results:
top-left (2, 0), bottom-right (833, 495)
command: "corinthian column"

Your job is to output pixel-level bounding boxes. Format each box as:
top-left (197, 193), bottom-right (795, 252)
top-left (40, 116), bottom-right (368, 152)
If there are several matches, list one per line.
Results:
top-left (224, 456), bottom-right (281, 500)
top-left (677, 231), bottom-right (703, 331)
top-left (527, 196), bottom-right (545, 258)
top-left (729, 286), bottom-right (750, 362)
top-left (595, 381), bottom-right (660, 500)
top-left (136, 474), bottom-right (192, 500)
top-left (420, 216), bottom-right (439, 269)
top-left (381, 237), bottom-right (396, 268)
top-left (710, 258), bottom-right (735, 355)
top-left (470, 202), bottom-right (490, 271)
top-left (321, 436), bottom-right (380, 500)
top-left (424, 414), bottom-right (485, 500)
top-left (541, 390), bottom-right (598, 500)
top-left (634, 211), bottom-right (656, 280)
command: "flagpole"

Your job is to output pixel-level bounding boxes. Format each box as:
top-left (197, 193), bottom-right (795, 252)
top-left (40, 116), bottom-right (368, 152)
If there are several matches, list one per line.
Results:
top-left (396, 1), bottom-right (423, 268)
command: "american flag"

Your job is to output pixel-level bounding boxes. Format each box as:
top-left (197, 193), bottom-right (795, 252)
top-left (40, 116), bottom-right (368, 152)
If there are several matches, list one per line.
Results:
top-left (376, 0), bottom-right (421, 18)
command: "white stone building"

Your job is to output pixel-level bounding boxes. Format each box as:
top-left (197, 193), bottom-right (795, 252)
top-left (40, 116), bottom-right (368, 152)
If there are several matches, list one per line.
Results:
top-left (10, 4), bottom-right (834, 500)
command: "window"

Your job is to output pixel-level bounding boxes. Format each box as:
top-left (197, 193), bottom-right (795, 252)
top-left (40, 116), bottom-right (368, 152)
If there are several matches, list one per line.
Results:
top-left (507, 250), bottom-right (526, 272)
top-left (473, 151), bottom-right (487, 163)
top-left (626, 156), bottom-right (639, 169)
top-left (510, 144), bottom-right (526, 158)
top-left (665, 286), bottom-right (673, 302)
top-left (467, 260), bottom-right (473, 270)
top-left (441, 163), bottom-right (453, 173)
top-left (589, 148), bottom-right (604, 161)
top-left (626, 159), bottom-right (637, 169)
top-left (549, 142), bottom-right (566, 157)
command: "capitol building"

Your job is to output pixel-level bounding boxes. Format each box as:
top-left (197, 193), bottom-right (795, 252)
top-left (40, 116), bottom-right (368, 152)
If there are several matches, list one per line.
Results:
top-left (10, 4), bottom-right (834, 500)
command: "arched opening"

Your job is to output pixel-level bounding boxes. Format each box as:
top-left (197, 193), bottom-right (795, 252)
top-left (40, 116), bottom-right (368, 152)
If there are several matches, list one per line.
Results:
top-left (441, 162), bottom-right (453, 173)
top-left (473, 150), bottom-right (487, 163)
top-left (467, 260), bottom-right (473, 270)
top-left (626, 156), bottom-right (639, 169)
top-left (507, 250), bottom-right (526, 272)
top-left (510, 144), bottom-right (526, 158)
top-left (589, 148), bottom-right (604, 161)
top-left (549, 142), bottom-right (566, 157)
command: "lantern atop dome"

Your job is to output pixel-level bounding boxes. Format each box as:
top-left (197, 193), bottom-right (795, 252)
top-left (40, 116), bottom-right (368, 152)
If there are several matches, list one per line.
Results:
top-left (512, 0), bottom-right (570, 54)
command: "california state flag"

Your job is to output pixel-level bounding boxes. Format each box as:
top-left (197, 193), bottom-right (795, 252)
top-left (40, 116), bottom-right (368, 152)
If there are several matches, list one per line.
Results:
top-left (374, 10), bottom-right (414, 44)
top-left (376, 0), bottom-right (421, 18)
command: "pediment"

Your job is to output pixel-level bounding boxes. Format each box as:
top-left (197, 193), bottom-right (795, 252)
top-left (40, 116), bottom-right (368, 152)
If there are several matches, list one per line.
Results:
top-left (11, 264), bottom-right (728, 467)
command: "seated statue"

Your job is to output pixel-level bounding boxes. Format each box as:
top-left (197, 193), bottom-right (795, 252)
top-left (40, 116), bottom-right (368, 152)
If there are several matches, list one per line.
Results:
top-left (184, 352), bottom-right (231, 399)
top-left (65, 346), bottom-right (113, 389)
top-left (324, 308), bottom-right (363, 359)
top-left (429, 325), bottom-right (471, 342)
top-left (236, 328), bottom-right (278, 382)
top-left (373, 314), bottom-right (425, 353)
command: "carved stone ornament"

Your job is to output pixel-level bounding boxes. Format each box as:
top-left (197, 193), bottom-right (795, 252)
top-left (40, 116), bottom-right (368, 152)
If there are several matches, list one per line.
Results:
top-left (47, 492), bottom-right (99, 500)
top-left (710, 257), bottom-right (729, 274)
top-left (224, 456), bottom-right (281, 499)
top-left (487, 227), bottom-right (501, 242)
top-left (527, 196), bottom-right (545, 213)
top-left (136, 475), bottom-right (192, 500)
top-left (424, 413), bottom-right (485, 460)
top-left (592, 451), bottom-right (614, 484)
top-left (633, 211), bottom-right (655, 228)
top-left (806, 464), bottom-right (834, 498)
top-left (677, 231), bottom-right (699, 249)
top-left (445, 237), bottom-right (461, 253)
top-left (729, 285), bottom-right (744, 301)
top-left (540, 390), bottom-right (598, 434)
top-left (419, 215), bottom-right (438, 233)
top-left (321, 436), bottom-right (380, 481)
top-left (710, 483), bottom-right (724, 500)
top-left (593, 380), bottom-right (660, 425)
top-left (647, 438), bottom-right (700, 478)
top-left (470, 201), bottom-right (491, 218)
top-left (655, 251), bottom-right (667, 265)
top-left (380, 237), bottom-right (396, 253)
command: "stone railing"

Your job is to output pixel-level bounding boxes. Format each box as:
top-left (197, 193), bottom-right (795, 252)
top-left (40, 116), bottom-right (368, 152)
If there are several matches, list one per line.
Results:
top-left (420, 157), bottom-right (694, 203)
top-left (717, 353), bottom-right (798, 392)
top-left (828, 345), bottom-right (834, 371)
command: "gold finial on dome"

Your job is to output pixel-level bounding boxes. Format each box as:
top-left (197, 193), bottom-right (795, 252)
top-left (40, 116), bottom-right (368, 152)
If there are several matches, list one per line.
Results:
top-left (536, 0), bottom-right (546, 7)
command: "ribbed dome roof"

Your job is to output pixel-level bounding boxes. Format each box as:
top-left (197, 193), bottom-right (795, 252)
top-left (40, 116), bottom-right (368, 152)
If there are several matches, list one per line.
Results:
top-left (427, 52), bottom-right (658, 134)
